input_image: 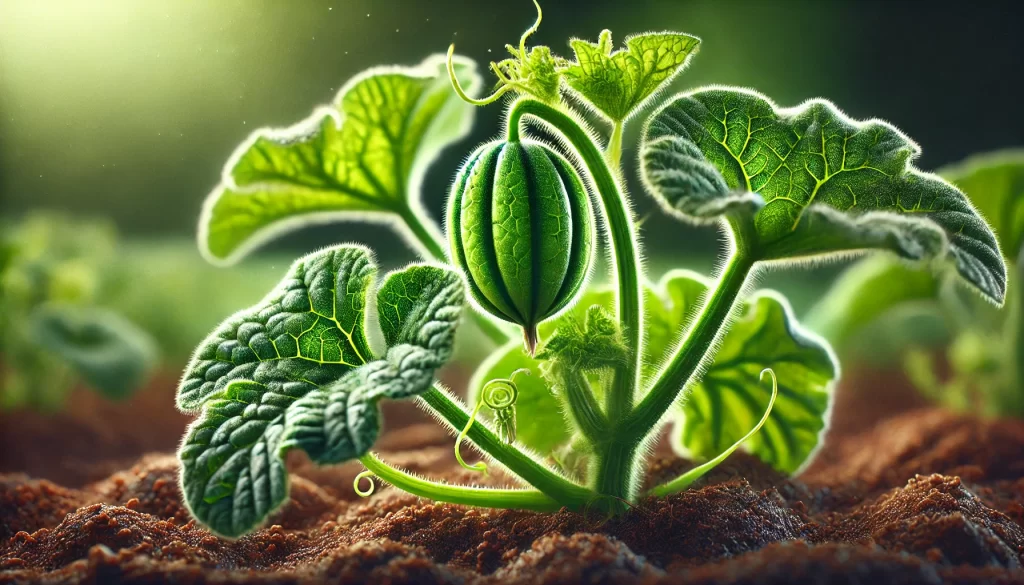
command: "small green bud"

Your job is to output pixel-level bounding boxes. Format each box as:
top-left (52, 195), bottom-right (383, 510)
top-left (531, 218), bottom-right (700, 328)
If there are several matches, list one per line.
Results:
top-left (448, 139), bottom-right (593, 353)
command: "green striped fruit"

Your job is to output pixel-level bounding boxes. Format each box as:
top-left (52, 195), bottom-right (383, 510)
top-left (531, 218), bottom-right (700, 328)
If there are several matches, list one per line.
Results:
top-left (448, 139), bottom-right (593, 354)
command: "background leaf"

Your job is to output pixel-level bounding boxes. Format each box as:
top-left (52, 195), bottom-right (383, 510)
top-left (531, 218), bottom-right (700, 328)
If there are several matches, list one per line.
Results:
top-left (663, 273), bottom-right (836, 474)
top-left (941, 148), bottom-right (1024, 262)
top-left (28, 305), bottom-right (156, 400)
top-left (564, 30), bottom-right (699, 122)
top-left (199, 55), bottom-right (481, 264)
top-left (642, 87), bottom-right (1006, 303)
top-left (177, 247), bottom-right (464, 538)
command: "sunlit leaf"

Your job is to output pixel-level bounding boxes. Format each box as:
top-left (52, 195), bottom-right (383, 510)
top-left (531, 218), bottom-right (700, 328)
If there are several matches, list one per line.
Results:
top-left (642, 88), bottom-right (1006, 304)
top-left (660, 272), bottom-right (836, 474)
top-left (564, 30), bottom-right (700, 122)
top-left (176, 245), bottom-right (464, 537)
top-left (199, 55), bottom-right (481, 264)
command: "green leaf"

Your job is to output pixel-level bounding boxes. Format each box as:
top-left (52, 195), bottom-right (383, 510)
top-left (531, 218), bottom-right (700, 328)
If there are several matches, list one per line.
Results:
top-left (642, 88), bottom-right (1006, 304)
top-left (805, 254), bottom-right (944, 347)
top-left (564, 30), bottom-right (700, 122)
top-left (471, 270), bottom-right (834, 475)
top-left (278, 265), bottom-right (464, 463)
top-left (663, 271), bottom-right (836, 474)
top-left (176, 246), bottom-right (464, 538)
top-left (199, 55), bottom-right (481, 264)
top-left (28, 305), bottom-right (157, 400)
top-left (940, 148), bottom-right (1024, 262)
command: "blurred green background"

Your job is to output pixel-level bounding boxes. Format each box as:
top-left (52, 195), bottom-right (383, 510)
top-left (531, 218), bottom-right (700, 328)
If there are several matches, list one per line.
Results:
top-left (2, 0), bottom-right (1022, 366)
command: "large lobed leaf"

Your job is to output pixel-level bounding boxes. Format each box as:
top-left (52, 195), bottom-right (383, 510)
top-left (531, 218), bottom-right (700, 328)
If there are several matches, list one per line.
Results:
top-left (471, 272), bottom-right (835, 474)
top-left (642, 88), bottom-right (1006, 304)
top-left (176, 245), bottom-right (463, 537)
top-left (198, 55), bottom-right (481, 264)
top-left (809, 148), bottom-right (1024, 351)
top-left (564, 30), bottom-right (700, 123)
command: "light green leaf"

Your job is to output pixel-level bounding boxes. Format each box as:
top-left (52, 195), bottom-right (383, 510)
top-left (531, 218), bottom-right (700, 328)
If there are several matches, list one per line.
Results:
top-left (564, 30), bottom-right (700, 122)
top-left (940, 148), bottom-right (1024, 261)
top-left (642, 88), bottom-right (1006, 304)
top-left (176, 247), bottom-right (464, 538)
top-left (28, 305), bottom-right (156, 400)
top-left (805, 254), bottom-right (944, 350)
top-left (807, 148), bottom-right (1024, 353)
top-left (664, 272), bottom-right (836, 474)
top-left (199, 55), bottom-right (481, 264)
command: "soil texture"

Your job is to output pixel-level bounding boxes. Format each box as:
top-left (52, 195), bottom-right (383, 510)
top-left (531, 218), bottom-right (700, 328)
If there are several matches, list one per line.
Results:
top-left (2, 369), bottom-right (1024, 584)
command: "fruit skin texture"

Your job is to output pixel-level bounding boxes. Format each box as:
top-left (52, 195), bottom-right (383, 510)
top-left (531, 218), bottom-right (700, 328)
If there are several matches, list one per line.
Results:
top-left (448, 139), bottom-right (593, 353)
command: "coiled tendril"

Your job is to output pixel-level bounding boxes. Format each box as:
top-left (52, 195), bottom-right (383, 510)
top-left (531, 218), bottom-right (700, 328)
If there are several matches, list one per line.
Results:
top-left (446, 0), bottom-right (543, 106)
top-left (455, 368), bottom-right (530, 474)
top-left (353, 469), bottom-right (376, 497)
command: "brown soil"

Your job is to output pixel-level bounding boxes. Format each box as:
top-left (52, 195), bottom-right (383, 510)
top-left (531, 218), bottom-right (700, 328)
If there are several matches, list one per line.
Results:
top-left (2, 368), bottom-right (1024, 584)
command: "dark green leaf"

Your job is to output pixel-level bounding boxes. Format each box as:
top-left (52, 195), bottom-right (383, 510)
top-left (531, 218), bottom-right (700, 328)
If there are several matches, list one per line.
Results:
top-left (642, 88), bottom-right (1006, 304)
top-left (176, 247), bottom-right (464, 537)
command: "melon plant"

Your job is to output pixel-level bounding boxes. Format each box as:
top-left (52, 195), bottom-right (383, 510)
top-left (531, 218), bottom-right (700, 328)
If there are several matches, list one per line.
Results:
top-left (174, 2), bottom-right (1005, 538)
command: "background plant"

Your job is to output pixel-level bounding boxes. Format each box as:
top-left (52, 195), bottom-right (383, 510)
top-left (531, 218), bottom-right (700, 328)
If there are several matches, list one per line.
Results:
top-left (175, 3), bottom-right (1005, 538)
top-left (0, 212), bottom-right (157, 410)
top-left (808, 148), bottom-right (1024, 416)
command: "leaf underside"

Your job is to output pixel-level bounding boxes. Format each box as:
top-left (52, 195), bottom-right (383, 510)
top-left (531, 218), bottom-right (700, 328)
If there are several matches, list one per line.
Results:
top-left (176, 245), bottom-right (463, 537)
top-left (642, 87), bottom-right (1006, 304)
top-left (199, 55), bottom-right (480, 264)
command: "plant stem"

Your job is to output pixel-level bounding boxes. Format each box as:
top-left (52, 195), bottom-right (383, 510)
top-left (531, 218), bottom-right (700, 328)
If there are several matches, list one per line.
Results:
top-left (591, 440), bottom-right (638, 507)
top-left (419, 386), bottom-right (593, 509)
top-left (359, 452), bottom-right (562, 511)
top-left (558, 366), bottom-right (608, 442)
top-left (397, 205), bottom-right (511, 346)
top-left (622, 252), bottom-right (755, 441)
top-left (606, 121), bottom-right (624, 169)
top-left (506, 99), bottom-right (643, 422)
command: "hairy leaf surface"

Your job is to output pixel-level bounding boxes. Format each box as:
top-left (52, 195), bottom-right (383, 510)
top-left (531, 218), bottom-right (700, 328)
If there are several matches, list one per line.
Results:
top-left (642, 88), bottom-right (1006, 303)
top-left (564, 30), bottom-right (700, 122)
top-left (176, 246), bottom-right (463, 537)
top-left (199, 55), bottom-right (481, 264)
top-left (809, 149), bottom-right (1024, 351)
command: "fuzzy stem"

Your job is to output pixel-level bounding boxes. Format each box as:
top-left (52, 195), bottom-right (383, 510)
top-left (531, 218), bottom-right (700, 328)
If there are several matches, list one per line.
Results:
top-left (606, 120), bottom-right (624, 169)
top-left (419, 386), bottom-right (593, 509)
top-left (622, 252), bottom-right (755, 441)
top-left (506, 99), bottom-right (643, 422)
top-left (558, 366), bottom-right (609, 442)
top-left (358, 453), bottom-right (561, 511)
top-left (397, 205), bottom-right (511, 346)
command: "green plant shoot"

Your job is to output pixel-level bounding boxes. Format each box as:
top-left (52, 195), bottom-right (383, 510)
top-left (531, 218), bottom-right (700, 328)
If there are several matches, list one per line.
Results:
top-left (176, 2), bottom-right (1005, 538)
